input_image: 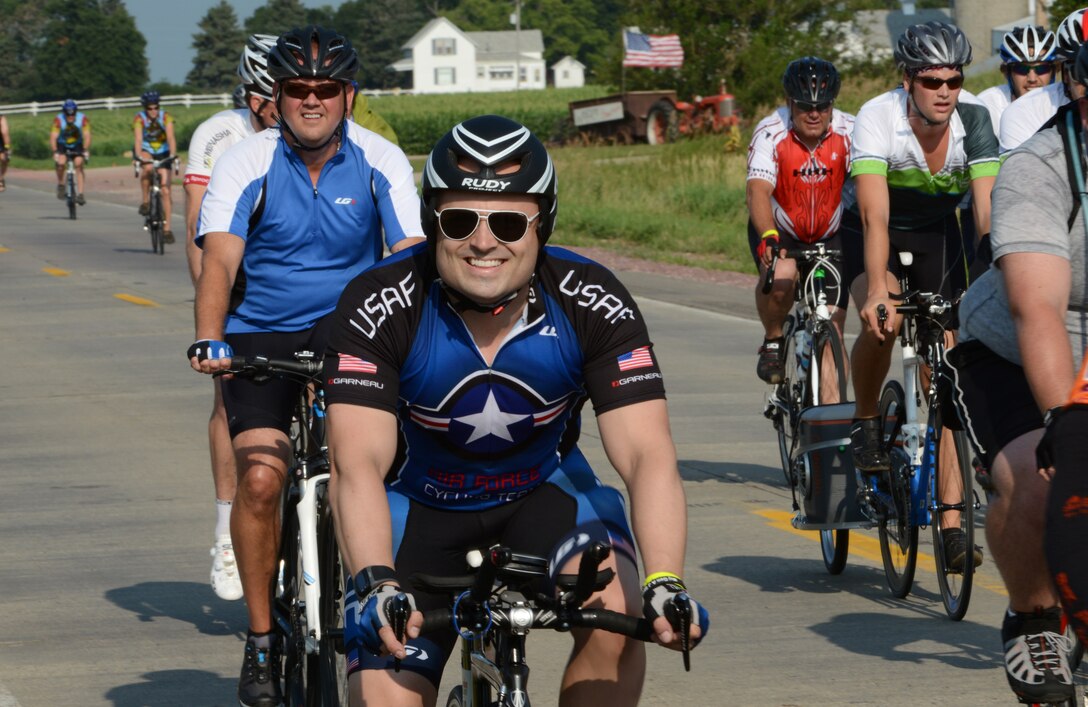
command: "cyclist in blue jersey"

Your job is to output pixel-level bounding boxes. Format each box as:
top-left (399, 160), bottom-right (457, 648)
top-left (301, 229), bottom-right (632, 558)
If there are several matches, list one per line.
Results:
top-left (134, 90), bottom-right (178, 242)
top-left (323, 115), bottom-right (709, 706)
top-left (49, 99), bottom-right (91, 203)
top-left (187, 25), bottom-right (424, 707)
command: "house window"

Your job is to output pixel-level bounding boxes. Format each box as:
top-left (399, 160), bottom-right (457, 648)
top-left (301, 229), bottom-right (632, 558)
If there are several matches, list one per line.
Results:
top-left (519, 67), bottom-right (527, 82)
top-left (432, 38), bottom-right (456, 56)
top-left (435, 67), bottom-right (456, 85)
top-left (534, 68), bottom-right (541, 82)
top-left (489, 66), bottom-right (513, 80)
top-left (562, 70), bottom-right (569, 79)
top-left (477, 66), bottom-right (485, 79)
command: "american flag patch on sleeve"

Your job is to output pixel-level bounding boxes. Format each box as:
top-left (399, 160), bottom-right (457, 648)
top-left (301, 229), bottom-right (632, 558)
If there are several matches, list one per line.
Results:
top-left (338, 353), bottom-right (378, 374)
top-left (617, 346), bottom-right (653, 371)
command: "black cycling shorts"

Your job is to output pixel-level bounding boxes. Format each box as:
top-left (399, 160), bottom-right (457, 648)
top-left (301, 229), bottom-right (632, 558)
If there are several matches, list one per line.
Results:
top-left (944, 339), bottom-right (1043, 470)
top-left (345, 463), bottom-right (636, 688)
top-left (746, 219), bottom-right (853, 310)
top-left (840, 210), bottom-right (969, 299)
top-left (221, 316), bottom-right (333, 438)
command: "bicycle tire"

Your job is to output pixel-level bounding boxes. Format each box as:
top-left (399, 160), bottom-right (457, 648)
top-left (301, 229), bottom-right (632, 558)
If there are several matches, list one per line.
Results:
top-left (877, 381), bottom-right (919, 598)
top-left (314, 494), bottom-right (348, 705)
top-left (774, 317), bottom-right (800, 488)
top-left (928, 404), bottom-right (976, 621)
top-left (149, 193), bottom-right (164, 255)
top-left (445, 685), bottom-right (465, 707)
top-left (278, 507), bottom-right (308, 706)
top-left (812, 324), bottom-right (850, 574)
top-left (67, 174), bottom-right (77, 220)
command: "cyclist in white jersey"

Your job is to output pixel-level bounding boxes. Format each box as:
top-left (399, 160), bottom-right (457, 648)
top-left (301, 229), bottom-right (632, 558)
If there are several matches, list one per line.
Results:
top-left (182, 34), bottom-right (280, 605)
top-left (845, 21), bottom-right (999, 570)
top-left (999, 8), bottom-right (1088, 152)
top-left (978, 25), bottom-right (1057, 138)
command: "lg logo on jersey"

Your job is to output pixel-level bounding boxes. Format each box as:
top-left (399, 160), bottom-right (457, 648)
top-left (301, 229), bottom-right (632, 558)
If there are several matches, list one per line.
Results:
top-left (334, 197), bottom-right (356, 205)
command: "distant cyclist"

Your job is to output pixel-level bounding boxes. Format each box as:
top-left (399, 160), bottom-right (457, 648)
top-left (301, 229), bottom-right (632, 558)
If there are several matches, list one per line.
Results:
top-left (182, 33), bottom-right (280, 604)
top-left (49, 99), bottom-right (90, 204)
top-left (844, 21), bottom-right (998, 569)
top-left (947, 37), bottom-right (1088, 705)
top-left (999, 8), bottom-right (1088, 152)
top-left (747, 56), bottom-right (854, 393)
top-left (133, 90), bottom-right (177, 243)
top-left (0, 114), bottom-right (10, 192)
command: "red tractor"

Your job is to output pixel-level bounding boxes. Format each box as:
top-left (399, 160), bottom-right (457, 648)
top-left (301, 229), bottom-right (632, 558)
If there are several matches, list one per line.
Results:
top-left (569, 82), bottom-right (739, 146)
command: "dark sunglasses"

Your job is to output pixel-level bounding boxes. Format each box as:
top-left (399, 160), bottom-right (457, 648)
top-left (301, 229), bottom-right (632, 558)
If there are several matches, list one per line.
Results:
top-left (436, 208), bottom-right (541, 244)
top-left (794, 100), bottom-right (832, 113)
top-left (145, 105), bottom-right (160, 111)
top-left (1008, 62), bottom-right (1054, 77)
top-left (282, 81), bottom-right (343, 100)
top-left (914, 75), bottom-right (964, 91)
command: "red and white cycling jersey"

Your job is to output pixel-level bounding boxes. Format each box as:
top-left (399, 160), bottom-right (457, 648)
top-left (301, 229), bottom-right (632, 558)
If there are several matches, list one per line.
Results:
top-left (746, 107), bottom-right (854, 243)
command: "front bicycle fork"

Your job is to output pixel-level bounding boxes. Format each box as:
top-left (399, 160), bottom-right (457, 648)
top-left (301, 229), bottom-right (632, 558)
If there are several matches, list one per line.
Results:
top-left (295, 471), bottom-right (329, 653)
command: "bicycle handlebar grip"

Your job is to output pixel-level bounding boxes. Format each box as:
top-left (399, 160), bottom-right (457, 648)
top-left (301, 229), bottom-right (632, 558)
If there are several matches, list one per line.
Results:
top-left (419, 608), bottom-right (453, 635)
top-left (571, 609), bottom-right (654, 641)
top-left (572, 542), bottom-right (611, 603)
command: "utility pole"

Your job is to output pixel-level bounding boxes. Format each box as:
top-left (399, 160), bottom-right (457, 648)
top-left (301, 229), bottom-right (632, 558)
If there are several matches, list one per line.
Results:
top-left (511, 0), bottom-right (521, 91)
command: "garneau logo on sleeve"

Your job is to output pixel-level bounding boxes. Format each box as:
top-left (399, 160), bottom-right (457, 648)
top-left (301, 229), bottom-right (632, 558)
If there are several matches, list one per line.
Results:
top-left (349, 272), bottom-right (416, 339)
top-left (557, 270), bottom-right (635, 324)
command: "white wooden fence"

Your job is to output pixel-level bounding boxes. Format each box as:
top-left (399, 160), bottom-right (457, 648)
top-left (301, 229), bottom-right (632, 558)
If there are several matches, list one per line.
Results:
top-left (0, 94), bottom-right (235, 116)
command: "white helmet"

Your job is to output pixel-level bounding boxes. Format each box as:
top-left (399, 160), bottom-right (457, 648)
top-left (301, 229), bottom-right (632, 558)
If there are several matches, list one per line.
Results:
top-left (238, 33), bottom-right (277, 101)
top-left (1056, 8), bottom-right (1088, 61)
top-left (1000, 25), bottom-right (1057, 63)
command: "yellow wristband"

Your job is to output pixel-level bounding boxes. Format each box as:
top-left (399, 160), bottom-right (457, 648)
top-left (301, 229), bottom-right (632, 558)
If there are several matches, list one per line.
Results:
top-left (643, 571), bottom-right (683, 588)
top-left (760, 229), bottom-right (779, 240)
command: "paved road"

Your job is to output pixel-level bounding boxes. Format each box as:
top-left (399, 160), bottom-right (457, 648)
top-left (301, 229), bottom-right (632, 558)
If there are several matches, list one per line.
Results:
top-left (0, 173), bottom-right (1026, 706)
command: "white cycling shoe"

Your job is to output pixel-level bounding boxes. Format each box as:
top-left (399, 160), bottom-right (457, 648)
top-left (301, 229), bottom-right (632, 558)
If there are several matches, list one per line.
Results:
top-left (210, 535), bottom-right (244, 601)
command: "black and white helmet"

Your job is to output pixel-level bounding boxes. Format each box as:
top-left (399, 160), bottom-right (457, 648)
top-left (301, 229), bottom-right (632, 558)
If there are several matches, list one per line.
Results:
top-left (231, 84), bottom-right (246, 109)
top-left (238, 33), bottom-right (277, 100)
top-left (267, 25), bottom-right (358, 84)
top-left (1000, 25), bottom-right (1057, 63)
top-left (421, 115), bottom-right (557, 245)
top-left (894, 21), bottom-right (972, 72)
top-left (782, 57), bottom-right (840, 104)
top-left (1056, 8), bottom-right (1088, 61)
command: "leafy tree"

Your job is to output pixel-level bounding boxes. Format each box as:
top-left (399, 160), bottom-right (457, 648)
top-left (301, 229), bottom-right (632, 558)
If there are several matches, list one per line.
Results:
top-left (245, 0), bottom-right (335, 36)
top-left (334, 0), bottom-right (426, 89)
top-left (1049, 0), bottom-right (1083, 28)
top-left (617, 0), bottom-right (871, 111)
top-left (187, 1), bottom-right (245, 91)
top-left (0, 0), bottom-right (48, 102)
top-left (25, 0), bottom-right (147, 100)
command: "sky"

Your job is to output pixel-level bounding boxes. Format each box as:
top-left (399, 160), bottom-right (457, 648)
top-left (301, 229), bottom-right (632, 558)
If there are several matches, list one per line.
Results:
top-left (125, 0), bottom-right (348, 85)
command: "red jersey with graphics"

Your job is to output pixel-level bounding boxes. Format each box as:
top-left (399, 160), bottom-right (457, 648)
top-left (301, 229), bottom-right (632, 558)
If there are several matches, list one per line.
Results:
top-left (747, 107), bottom-right (854, 243)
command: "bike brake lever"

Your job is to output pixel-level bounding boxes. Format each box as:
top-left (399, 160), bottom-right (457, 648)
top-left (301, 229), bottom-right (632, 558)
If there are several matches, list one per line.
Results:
top-left (665, 593), bottom-right (693, 672)
top-left (391, 592), bottom-right (411, 673)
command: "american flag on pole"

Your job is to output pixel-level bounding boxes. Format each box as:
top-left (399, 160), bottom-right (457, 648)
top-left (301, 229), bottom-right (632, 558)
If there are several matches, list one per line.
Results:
top-left (623, 29), bottom-right (684, 68)
top-left (338, 353), bottom-right (378, 374)
top-left (617, 346), bottom-right (654, 371)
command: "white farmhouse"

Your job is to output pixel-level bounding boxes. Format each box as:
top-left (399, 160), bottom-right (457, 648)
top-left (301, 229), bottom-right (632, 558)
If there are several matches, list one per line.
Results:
top-left (390, 17), bottom-right (547, 94)
top-left (551, 55), bottom-right (586, 88)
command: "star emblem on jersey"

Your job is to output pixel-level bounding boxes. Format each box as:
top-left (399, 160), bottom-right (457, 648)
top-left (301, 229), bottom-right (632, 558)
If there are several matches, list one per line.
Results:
top-left (408, 372), bottom-right (571, 457)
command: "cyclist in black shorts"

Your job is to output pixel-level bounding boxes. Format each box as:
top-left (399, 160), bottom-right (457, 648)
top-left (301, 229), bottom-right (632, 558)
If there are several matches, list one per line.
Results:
top-left (843, 21), bottom-right (999, 571)
top-left (187, 26), bottom-right (424, 707)
top-left (323, 115), bottom-right (709, 705)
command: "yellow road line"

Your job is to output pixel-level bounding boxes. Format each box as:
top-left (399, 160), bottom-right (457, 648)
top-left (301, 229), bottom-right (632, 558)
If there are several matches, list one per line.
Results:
top-left (113, 293), bottom-right (159, 307)
top-left (754, 508), bottom-right (1008, 596)
top-left (42, 267), bottom-right (70, 277)
top-left (0, 247), bottom-right (10, 253)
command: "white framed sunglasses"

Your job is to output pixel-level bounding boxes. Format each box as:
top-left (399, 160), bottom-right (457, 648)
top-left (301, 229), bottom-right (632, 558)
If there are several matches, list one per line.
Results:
top-left (435, 208), bottom-right (541, 244)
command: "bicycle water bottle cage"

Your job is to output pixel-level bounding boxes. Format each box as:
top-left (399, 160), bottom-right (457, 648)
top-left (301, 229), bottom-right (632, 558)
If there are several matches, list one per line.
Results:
top-left (452, 590), bottom-right (493, 639)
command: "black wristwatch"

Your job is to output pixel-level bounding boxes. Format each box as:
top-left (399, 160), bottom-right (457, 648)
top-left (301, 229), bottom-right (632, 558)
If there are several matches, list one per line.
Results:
top-left (353, 565), bottom-right (398, 595)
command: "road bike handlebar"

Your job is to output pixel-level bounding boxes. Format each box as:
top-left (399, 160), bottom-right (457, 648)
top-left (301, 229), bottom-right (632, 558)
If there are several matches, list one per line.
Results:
top-left (761, 246), bottom-right (843, 295)
top-left (133, 154), bottom-right (178, 176)
top-left (217, 354), bottom-right (324, 380)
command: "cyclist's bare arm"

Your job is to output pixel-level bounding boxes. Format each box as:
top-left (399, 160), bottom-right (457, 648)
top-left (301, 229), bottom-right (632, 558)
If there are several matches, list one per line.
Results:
top-left (166, 120), bottom-right (177, 157)
top-left (855, 172), bottom-right (895, 338)
top-left (746, 178), bottom-right (778, 267)
top-left (82, 124), bottom-right (91, 153)
top-left (192, 232), bottom-right (243, 373)
top-left (969, 175), bottom-right (995, 239)
top-left (1004, 251), bottom-right (1075, 415)
top-left (390, 236), bottom-right (426, 253)
top-left (327, 401), bottom-right (423, 654)
top-left (597, 398), bottom-right (701, 646)
top-left (184, 183), bottom-right (207, 285)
